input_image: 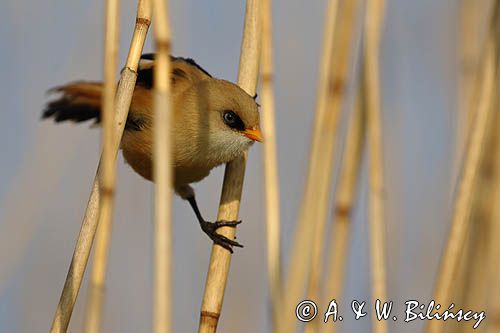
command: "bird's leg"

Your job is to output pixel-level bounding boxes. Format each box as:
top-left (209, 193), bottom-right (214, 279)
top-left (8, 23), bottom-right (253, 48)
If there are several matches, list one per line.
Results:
top-left (187, 196), bottom-right (243, 253)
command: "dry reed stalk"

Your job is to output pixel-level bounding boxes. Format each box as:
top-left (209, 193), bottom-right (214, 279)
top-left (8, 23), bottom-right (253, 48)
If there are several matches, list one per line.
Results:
top-left (456, 0), bottom-right (498, 184)
top-left (487, 12), bottom-right (500, 330)
top-left (150, 0), bottom-right (173, 332)
top-left (457, 0), bottom-right (484, 158)
top-left (468, 5), bottom-right (500, 332)
top-left (260, 0), bottom-right (281, 327)
top-left (489, 229), bottom-right (500, 331)
top-left (454, 0), bottom-right (496, 179)
top-left (455, 124), bottom-right (496, 333)
top-left (424, 3), bottom-right (498, 332)
top-left (276, 1), bottom-right (345, 332)
top-left (451, 3), bottom-right (496, 331)
top-left (363, 0), bottom-right (387, 332)
top-left (452, 20), bottom-right (489, 321)
top-left (50, 1), bottom-right (152, 331)
top-left (320, 91), bottom-right (365, 333)
top-left (304, 1), bottom-right (362, 332)
top-left (488, 96), bottom-right (500, 333)
top-left (457, 95), bottom-right (498, 333)
top-left (467, 102), bottom-right (497, 333)
top-left (197, 1), bottom-right (261, 332)
top-left (82, 0), bottom-right (121, 331)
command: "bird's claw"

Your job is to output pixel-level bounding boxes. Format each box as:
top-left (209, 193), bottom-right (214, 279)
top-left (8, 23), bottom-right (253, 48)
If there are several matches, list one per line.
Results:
top-left (200, 220), bottom-right (243, 253)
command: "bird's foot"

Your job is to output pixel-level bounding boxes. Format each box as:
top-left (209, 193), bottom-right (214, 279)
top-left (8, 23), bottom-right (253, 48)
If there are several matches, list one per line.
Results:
top-left (200, 220), bottom-right (243, 253)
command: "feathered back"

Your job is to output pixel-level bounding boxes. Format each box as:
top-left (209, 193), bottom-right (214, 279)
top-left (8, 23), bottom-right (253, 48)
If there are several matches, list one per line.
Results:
top-left (136, 54), bottom-right (212, 94)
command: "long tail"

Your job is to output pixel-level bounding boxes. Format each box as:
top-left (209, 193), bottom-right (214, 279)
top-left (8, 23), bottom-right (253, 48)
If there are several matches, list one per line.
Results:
top-left (42, 82), bottom-right (103, 124)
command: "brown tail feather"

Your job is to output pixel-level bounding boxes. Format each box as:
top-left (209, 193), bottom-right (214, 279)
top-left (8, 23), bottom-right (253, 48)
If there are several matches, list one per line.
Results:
top-left (42, 82), bottom-right (103, 124)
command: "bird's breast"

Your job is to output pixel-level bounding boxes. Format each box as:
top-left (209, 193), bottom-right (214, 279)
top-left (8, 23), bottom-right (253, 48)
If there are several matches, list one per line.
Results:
top-left (121, 128), bottom-right (214, 187)
top-left (121, 130), bottom-right (153, 181)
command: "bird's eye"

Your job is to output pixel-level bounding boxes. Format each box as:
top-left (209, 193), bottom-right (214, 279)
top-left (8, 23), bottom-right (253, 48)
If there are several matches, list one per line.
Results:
top-left (224, 111), bottom-right (236, 124)
top-left (222, 110), bottom-right (245, 131)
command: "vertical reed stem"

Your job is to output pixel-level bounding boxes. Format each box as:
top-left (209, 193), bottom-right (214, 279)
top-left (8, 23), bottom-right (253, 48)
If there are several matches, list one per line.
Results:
top-left (425, 3), bottom-right (498, 332)
top-left (488, 95), bottom-right (500, 333)
top-left (305, 1), bottom-right (362, 331)
top-left (458, 86), bottom-right (497, 333)
top-left (487, 9), bottom-right (500, 329)
top-left (82, 0), bottom-right (121, 331)
top-left (363, 0), bottom-right (387, 332)
top-left (320, 91), bottom-right (365, 333)
top-left (277, 0), bottom-right (347, 332)
top-left (457, 0), bottom-right (484, 158)
top-left (451, 2), bottom-right (488, 327)
top-left (50, 1), bottom-right (151, 331)
top-left (151, 0), bottom-right (173, 332)
top-left (260, 0), bottom-right (281, 328)
top-left (198, 1), bottom-right (261, 332)
top-left (451, 3), bottom-right (497, 332)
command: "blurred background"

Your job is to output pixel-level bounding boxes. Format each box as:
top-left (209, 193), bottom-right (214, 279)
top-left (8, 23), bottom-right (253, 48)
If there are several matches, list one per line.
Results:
top-left (0, 0), bottom-right (496, 332)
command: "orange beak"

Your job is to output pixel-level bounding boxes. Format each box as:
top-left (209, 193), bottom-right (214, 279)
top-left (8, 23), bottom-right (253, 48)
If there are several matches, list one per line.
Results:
top-left (243, 128), bottom-right (263, 142)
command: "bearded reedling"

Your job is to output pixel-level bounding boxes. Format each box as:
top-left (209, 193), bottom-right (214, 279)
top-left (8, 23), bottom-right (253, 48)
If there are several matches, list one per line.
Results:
top-left (42, 54), bottom-right (262, 252)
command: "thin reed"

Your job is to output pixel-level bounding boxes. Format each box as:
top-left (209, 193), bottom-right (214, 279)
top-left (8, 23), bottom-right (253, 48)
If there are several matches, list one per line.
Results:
top-left (82, 0), bottom-right (121, 331)
top-left (50, 1), bottom-right (152, 331)
top-left (450, 1), bottom-right (487, 325)
top-left (363, 0), bottom-right (388, 332)
top-left (151, 0), bottom-right (173, 332)
top-left (487, 9), bottom-right (500, 328)
top-left (306, 0), bottom-right (362, 332)
top-left (489, 101), bottom-right (500, 332)
top-left (305, 0), bottom-right (362, 332)
top-left (260, 0), bottom-right (281, 327)
top-left (425, 2), bottom-right (498, 332)
top-left (450, 2), bottom-right (496, 332)
top-left (320, 91), bottom-right (365, 333)
top-left (456, 0), bottom-right (484, 158)
top-left (277, 0), bottom-right (344, 332)
top-left (459, 104), bottom-right (498, 333)
top-left (198, 1), bottom-right (261, 332)
top-left (458, 89), bottom-right (498, 333)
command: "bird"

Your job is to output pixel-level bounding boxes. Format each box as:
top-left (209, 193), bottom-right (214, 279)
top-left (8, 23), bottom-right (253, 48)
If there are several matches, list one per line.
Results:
top-left (42, 54), bottom-right (262, 253)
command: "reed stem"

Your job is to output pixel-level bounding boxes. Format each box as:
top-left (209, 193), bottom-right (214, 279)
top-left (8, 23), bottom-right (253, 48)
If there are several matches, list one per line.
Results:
top-left (425, 2), bottom-right (498, 332)
top-left (488, 95), bottom-right (500, 332)
top-left (82, 0), bottom-right (121, 331)
top-left (260, 0), bottom-right (281, 328)
top-left (487, 8), bottom-right (500, 330)
top-left (457, 0), bottom-right (483, 147)
top-left (49, 1), bottom-right (151, 331)
top-left (363, 0), bottom-right (387, 332)
top-left (305, 1), bottom-right (362, 332)
top-left (277, 0), bottom-right (348, 331)
top-left (197, 1), bottom-right (261, 332)
top-left (151, 0), bottom-right (173, 332)
top-left (457, 88), bottom-right (498, 333)
top-left (320, 90), bottom-right (365, 333)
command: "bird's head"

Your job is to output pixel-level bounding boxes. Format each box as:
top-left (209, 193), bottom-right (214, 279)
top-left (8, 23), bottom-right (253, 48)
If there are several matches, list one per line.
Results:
top-left (175, 78), bottom-right (261, 166)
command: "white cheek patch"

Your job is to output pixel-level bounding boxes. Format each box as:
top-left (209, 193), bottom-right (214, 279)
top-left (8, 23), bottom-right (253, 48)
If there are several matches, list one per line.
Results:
top-left (208, 131), bottom-right (252, 165)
